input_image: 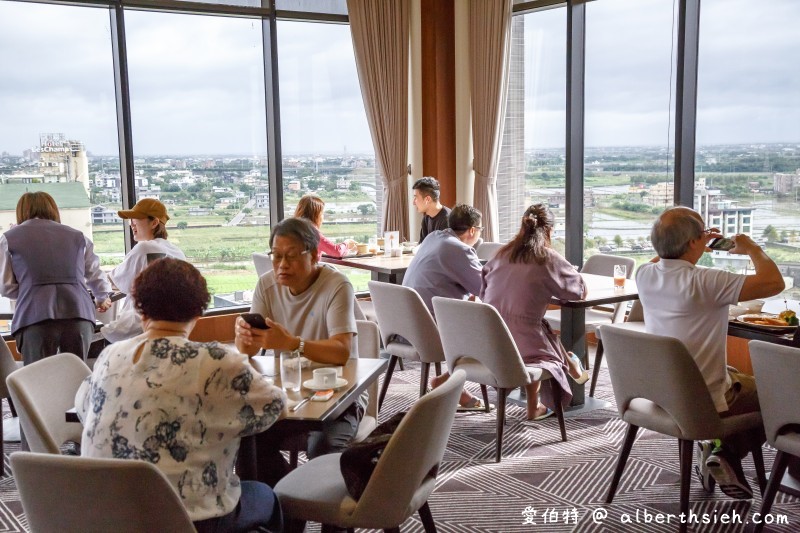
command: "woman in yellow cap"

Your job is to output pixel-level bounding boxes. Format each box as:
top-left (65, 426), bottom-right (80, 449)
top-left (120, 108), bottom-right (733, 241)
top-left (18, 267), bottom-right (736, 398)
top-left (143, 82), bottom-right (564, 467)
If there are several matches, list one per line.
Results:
top-left (102, 198), bottom-right (186, 342)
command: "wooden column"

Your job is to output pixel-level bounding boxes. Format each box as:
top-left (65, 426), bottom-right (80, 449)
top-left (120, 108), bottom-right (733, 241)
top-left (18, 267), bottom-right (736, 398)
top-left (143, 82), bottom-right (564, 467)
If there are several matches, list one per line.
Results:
top-left (420, 0), bottom-right (456, 208)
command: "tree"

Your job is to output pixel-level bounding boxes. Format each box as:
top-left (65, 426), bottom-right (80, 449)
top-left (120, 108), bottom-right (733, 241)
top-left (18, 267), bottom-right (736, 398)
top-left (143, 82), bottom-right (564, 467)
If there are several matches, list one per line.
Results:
top-left (763, 225), bottom-right (779, 242)
top-left (177, 221), bottom-right (188, 230)
top-left (357, 203), bottom-right (376, 216)
top-left (613, 235), bottom-right (624, 248)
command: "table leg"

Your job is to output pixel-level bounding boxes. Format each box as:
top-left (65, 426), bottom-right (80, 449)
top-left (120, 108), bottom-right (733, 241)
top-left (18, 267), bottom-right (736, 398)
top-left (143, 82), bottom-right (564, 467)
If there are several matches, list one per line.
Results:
top-left (372, 271), bottom-right (403, 285)
top-left (560, 307), bottom-right (586, 407)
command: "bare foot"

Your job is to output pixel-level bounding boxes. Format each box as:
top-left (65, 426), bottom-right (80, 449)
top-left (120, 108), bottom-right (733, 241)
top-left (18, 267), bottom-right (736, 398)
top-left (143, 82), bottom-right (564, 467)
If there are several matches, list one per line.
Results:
top-left (526, 403), bottom-right (549, 421)
top-left (429, 373), bottom-right (448, 390)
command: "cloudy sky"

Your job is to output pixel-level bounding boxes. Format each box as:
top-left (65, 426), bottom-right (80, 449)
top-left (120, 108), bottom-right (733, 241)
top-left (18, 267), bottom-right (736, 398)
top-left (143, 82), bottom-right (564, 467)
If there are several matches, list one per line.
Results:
top-left (0, 0), bottom-right (797, 156)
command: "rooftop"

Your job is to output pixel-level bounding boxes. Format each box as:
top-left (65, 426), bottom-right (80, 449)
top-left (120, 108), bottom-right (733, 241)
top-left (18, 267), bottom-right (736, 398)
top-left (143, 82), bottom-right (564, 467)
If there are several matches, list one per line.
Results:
top-left (0, 182), bottom-right (90, 211)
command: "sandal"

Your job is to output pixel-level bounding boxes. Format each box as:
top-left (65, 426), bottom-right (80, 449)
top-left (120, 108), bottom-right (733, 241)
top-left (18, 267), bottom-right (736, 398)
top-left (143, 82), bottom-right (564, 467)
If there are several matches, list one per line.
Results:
top-left (522, 407), bottom-right (554, 424)
top-left (457, 394), bottom-right (493, 412)
top-left (567, 352), bottom-right (590, 385)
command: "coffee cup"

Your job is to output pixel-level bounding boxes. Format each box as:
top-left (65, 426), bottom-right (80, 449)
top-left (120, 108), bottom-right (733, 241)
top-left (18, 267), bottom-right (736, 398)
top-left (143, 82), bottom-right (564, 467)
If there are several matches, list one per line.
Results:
top-left (313, 367), bottom-right (337, 388)
top-left (357, 243), bottom-right (368, 254)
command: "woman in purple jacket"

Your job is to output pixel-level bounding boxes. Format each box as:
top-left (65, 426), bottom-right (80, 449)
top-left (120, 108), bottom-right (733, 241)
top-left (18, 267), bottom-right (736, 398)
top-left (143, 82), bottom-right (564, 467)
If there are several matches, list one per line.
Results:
top-left (480, 204), bottom-right (589, 421)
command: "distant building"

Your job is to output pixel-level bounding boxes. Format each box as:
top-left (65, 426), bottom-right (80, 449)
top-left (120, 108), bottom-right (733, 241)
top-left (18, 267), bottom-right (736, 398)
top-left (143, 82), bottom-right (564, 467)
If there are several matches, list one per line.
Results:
top-left (773, 171), bottom-right (799, 195)
top-left (644, 182), bottom-right (674, 206)
top-left (694, 178), bottom-right (753, 236)
top-left (91, 205), bottom-right (121, 225)
top-left (188, 206), bottom-right (211, 216)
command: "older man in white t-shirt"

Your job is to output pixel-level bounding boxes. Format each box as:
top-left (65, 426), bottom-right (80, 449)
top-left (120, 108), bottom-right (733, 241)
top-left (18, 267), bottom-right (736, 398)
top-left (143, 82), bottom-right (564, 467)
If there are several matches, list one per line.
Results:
top-left (637, 206), bottom-right (784, 500)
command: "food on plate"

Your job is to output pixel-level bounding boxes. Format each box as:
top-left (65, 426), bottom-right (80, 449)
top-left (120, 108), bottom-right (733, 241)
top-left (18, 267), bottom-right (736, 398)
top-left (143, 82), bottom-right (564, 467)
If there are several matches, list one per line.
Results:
top-left (740, 315), bottom-right (792, 326)
top-left (779, 310), bottom-right (799, 326)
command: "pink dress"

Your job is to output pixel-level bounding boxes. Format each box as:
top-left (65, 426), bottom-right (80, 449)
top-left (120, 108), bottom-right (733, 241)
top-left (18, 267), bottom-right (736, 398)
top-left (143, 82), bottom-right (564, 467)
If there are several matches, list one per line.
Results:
top-left (480, 247), bottom-right (585, 409)
top-left (316, 230), bottom-right (350, 260)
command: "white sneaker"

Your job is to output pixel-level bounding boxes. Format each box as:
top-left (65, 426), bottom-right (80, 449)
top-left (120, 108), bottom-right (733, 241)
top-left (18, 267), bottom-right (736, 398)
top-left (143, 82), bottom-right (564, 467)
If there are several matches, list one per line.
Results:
top-left (694, 440), bottom-right (715, 493)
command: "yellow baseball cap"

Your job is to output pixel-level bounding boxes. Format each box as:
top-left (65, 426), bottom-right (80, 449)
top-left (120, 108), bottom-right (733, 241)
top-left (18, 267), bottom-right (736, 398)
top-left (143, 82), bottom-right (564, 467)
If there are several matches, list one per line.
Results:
top-left (118, 198), bottom-right (169, 224)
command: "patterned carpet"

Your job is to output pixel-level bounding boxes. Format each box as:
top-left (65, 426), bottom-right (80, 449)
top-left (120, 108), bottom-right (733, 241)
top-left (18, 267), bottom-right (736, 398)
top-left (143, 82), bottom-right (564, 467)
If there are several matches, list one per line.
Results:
top-left (1, 357), bottom-right (799, 532)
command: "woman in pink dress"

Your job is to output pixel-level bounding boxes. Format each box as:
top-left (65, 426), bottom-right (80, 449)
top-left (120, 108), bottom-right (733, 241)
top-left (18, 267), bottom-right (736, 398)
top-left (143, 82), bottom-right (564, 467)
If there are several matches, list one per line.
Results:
top-left (294, 194), bottom-right (356, 259)
top-left (480, 204), bottom-right (589, 421)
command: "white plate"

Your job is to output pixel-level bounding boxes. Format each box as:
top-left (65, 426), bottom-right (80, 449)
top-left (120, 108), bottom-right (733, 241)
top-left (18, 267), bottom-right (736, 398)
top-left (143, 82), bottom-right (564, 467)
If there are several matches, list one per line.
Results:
top-left (303, 377), bottom-right (348, 391)
top-left (735, 313), bottom-right (796, 332)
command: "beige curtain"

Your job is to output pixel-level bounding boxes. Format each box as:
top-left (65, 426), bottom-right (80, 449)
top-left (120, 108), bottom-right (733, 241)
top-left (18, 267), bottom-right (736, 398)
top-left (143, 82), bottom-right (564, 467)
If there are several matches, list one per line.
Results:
top-left (470, 0), bottom-right (512, 242)
top-left (348, 0), bottom-right (410, 241)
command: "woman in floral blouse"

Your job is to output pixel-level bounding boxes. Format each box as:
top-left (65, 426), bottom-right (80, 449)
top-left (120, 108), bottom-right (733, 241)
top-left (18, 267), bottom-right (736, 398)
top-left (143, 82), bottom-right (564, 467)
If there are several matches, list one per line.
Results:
top-left (76, 258), bottom-right (286, 533)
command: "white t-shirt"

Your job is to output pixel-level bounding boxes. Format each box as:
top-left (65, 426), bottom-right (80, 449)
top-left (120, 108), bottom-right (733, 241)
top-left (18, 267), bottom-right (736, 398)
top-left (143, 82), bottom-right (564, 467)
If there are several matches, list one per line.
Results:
top-left (76, 335), bottom-right (285, 521)
top-left (102, 239), bottom-right (186, 342)
top-left (636, 259), bottom-right (746, 412)
top-left (250, 264), bottom-right (357, 356)
top-left (110, 238), bottom-right (186, 295)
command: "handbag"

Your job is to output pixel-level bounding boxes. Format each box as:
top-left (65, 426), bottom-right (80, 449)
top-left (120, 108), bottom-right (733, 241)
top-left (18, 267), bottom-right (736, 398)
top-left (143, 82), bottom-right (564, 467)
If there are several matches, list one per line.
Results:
top-left (340, 412), bottom-right (407, 500)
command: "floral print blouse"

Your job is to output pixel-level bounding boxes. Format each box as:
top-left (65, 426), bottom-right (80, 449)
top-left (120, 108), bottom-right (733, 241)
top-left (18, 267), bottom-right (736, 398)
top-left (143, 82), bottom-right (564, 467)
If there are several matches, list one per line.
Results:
top-left (75, 335), bottom-right (285, 521)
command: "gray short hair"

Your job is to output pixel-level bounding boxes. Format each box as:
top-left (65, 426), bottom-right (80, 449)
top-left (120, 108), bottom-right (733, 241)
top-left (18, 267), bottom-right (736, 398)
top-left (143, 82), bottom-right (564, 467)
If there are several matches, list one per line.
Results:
top-left (270, 217), bottom-right (320, 256)
top-left (651, 207), bottom-right (704, 259)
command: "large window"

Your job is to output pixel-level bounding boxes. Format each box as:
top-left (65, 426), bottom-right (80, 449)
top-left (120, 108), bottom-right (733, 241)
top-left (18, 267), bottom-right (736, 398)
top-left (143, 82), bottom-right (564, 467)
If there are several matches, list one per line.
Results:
top-left (497, 7), bottom-right (566, 248)
top-left (277, 20), bottom-right (377, 291)
top-left (125, 10), bottom-right (270, 308)
top-left (696, 0), bottom-right (800, 302)
top-left (583, 0), bottom-right (676, 266)
top-left (0, 1), bottom-right (122, 332)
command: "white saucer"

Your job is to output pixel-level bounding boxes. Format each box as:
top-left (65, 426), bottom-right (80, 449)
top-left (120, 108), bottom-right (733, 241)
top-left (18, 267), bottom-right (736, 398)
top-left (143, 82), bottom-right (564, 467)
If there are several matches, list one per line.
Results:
top-left (303, 378), bottom-right (348, 391)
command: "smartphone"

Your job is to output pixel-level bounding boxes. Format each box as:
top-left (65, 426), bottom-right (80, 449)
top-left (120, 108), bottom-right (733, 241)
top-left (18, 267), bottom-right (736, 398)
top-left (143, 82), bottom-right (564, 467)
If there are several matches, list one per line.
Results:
top-left (240, 313), bottom-right (270, 330)
top-left (708, 237), bottom-right (735, 251)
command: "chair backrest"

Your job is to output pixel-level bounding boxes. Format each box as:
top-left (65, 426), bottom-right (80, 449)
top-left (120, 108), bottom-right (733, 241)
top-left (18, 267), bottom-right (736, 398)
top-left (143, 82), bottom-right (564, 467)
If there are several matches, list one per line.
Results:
top-left (476, 241), bottom-right (503, 260)
top-left (0, 337), bottom-right (20, 399)
top-left (626, 299), bottom-right (644, 322)
top-left (11, 452), bottom-right (195, 533)
top-left (582, 253), bottom-right (635, 278)
top-left (432, 297), bottom-right (530, 389)
top-left (6, 353), bottom-right (90, 453)
top-left (352, 370), bottom-right (465, 527)
top-left (749, 340), bottom-right (800, 448)
top-left (368, 281), bottom-right (445, 363)
top-left (356, 319), bottom-right (380, 420)
top-left (599, 324), bottom-right (725, 439)
top-left (252, 252), bottom-right (273, 277)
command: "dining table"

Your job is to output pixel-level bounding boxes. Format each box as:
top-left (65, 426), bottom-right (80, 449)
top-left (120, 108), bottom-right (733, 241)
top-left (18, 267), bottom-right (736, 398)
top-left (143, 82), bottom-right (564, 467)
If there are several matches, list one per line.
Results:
top-left (555, 273), bottom-right (640, 410)
top-left (320, 252), bottom-right (416, 284)
top-left (236, 355), bottom-right (387, 480)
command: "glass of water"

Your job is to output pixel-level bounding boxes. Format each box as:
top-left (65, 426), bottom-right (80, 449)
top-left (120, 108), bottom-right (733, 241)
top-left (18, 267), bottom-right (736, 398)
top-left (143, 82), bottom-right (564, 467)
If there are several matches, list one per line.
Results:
top-left (280, 350), bottom-right (301, 392)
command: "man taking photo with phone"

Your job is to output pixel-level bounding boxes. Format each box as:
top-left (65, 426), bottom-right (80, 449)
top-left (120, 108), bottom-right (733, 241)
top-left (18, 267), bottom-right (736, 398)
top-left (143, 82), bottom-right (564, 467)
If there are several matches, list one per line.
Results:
top-left (637, 206), bottom-right (784, 500)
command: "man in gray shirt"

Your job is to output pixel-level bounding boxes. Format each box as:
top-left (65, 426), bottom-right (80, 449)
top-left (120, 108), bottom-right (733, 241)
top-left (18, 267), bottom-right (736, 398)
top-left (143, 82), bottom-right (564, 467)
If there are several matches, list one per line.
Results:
top-left (403, 204), bottom-right (486, 409)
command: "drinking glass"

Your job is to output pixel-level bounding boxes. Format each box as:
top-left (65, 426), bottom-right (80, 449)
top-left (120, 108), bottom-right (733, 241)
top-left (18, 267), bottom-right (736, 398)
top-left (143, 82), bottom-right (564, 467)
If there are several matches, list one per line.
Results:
top-left (368, 236), bottom-right (378, 254)
top-left (280, 350), bottom-right (301, 392)
top-left (613, 264), bottom-right (627, 288)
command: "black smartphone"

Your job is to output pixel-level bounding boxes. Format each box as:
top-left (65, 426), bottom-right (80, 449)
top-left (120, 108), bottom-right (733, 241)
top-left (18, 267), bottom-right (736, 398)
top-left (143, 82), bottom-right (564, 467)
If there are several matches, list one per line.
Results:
top-left (240, 313), bottom-right (270, 330)
top-left (708, 237), bottom-right (735, 251)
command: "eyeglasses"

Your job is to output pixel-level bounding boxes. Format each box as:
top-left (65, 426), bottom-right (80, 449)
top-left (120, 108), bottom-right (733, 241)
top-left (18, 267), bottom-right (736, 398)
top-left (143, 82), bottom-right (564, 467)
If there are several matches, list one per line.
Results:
top-left (268, 250), bottom-right (309, 263)
top-left (474, 226), bottom-right (484, 231)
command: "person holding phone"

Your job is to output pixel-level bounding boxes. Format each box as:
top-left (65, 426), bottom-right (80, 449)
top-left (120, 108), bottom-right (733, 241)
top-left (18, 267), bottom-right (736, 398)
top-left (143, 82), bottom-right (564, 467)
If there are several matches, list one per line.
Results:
top-left (235, 217), bottom-right (359, 486)
top-left (637, 206), bottom-right (784, 500)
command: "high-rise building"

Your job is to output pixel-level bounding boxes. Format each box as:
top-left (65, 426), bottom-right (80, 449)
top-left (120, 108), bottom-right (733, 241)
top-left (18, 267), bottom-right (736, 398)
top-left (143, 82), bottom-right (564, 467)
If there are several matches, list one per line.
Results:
top-left (36, 133), bottom-right (90, 195)
top-left (496, 16), bottom-right (526, 243)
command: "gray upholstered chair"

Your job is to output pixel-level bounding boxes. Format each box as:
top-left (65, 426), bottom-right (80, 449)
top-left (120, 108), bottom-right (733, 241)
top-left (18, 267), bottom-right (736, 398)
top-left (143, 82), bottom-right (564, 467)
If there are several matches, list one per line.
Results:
top-left (749, 340), bottom-right (800, 533)
top-left (432, 297), bottom-right (567, 463)
top-left (589, 299), bottom-right (645, 397)
top-left (476, 241), bottom-right (503, 261)
top-left (368, 281), bottom-right (448, 410)
top-left (252, 251), bottom-right (273, 277)
top-left (354, 319), bottom-right (381, 442)
top-left (11, 452), bottom-right (195, 533)
top-left (274, 369), bottom-right (466, 532)
top-left (600, 325), bottom-right (766, 532)
top-left (0, 337), bottom-right (22, 474)
top-left (6, 353), bottom-right (90, 454)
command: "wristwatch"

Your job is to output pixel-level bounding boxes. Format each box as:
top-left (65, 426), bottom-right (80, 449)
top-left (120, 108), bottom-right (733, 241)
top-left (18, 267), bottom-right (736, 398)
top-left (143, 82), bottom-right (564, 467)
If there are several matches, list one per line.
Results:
top-left (296, 337), bottom-right (305, 356)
